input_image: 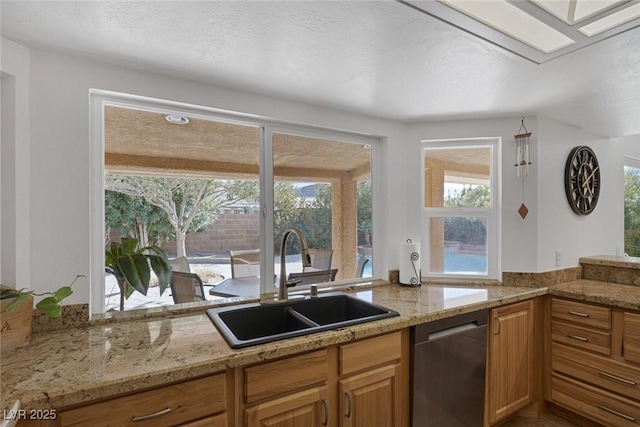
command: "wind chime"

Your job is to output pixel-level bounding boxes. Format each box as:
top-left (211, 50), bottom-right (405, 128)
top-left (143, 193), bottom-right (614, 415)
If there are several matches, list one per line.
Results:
top-left (515, 117), bottom-right (532, 219)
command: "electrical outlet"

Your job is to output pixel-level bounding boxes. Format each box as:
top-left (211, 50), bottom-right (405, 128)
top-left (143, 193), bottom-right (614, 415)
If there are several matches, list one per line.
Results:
top-left (555, 250), bottom-right (561, 267)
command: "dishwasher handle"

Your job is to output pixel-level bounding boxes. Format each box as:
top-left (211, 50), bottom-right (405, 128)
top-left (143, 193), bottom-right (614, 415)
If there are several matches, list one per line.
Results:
top-left (428, 322), bottom-right (481, 341)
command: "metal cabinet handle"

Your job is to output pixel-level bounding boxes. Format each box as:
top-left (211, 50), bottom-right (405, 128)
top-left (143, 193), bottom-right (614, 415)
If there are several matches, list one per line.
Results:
top-left (131, 407), bottom-right (171, 422)
top-left (567, 334), bottom-right (588, 342)
top-left (597, 370), bottom-right (637, 386)
top-left (597, 405), bottom-right (636, 422)
top-left (321, 399), bottom-right (329, 426)
top-left (568, 310), bottom-right (589, 317)
top-left (345, 392), bottom-right (352, 418)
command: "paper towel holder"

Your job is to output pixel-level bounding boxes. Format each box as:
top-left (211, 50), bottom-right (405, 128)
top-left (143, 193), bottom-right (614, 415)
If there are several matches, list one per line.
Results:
top-left (401, 239), bottom-right (421, 287)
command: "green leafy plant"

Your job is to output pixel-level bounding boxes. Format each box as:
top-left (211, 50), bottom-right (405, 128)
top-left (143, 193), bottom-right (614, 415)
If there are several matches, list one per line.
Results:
top-left (105, 237), bottom-right (171, 311)
top-left (0, 275), bottom-right (86, 318)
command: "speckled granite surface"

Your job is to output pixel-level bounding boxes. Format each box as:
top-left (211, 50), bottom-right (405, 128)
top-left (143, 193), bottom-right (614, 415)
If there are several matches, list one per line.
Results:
top-left (580, 255), bottom-right (640, 286)
top-left (549, 279), bottom-right (640, 311)
top-left (0, 282), bottom-right (546, 412)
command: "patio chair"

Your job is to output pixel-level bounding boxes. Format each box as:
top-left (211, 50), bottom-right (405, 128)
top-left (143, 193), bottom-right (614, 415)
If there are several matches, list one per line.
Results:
top-left (287, 268), bottom-right (338, 286)
top-left (303, 249), bottom-right (334, 272)
top-left (170, 271), bottom-right (206, 304)
top-left (230, 249), bottom-right (261, 278)
top-left (356, 256), bottom-right (370, 278)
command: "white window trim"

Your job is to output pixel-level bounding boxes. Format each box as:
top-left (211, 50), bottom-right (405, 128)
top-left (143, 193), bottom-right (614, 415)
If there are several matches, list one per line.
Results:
top-left (420, 137), bottom-right (502, 280)
top-left (89, 89), bottom-right (380, 315)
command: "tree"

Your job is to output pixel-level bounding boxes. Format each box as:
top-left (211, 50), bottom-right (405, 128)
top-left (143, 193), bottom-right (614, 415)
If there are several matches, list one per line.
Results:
top-left (445, 184), bottom-right (490, 208)
top-left (105, 191), bottom-right (174, 248)
top-left (443, 185), bottom-right (490, 246)
top-left (105, 175), bottom-right (258, 257)
top-left (357, 180), bottom-right (372, 247)
top-left (625, 167), bottom-right (640, 256)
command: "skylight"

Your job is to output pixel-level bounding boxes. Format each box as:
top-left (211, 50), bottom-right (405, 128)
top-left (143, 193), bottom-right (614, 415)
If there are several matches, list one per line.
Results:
top-left (439, 0), bottom-right (575, 53)
top-left (401, 0), bottom-right (640, 63)
top-left (579, 2), bottom-right (640, 36)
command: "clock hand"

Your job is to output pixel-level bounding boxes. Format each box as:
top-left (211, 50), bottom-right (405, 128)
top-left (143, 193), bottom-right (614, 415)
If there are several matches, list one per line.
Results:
top-left (581, 166), bottom-right (599, 188)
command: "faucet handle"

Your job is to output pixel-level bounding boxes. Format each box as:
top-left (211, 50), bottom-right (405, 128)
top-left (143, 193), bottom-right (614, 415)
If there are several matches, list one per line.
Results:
top-left (310, 284), bottom-right (318, 298)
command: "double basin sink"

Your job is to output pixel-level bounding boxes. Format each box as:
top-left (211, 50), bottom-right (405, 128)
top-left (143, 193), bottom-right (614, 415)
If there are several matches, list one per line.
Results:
top-left (206, 292), bottom-right (399, 348)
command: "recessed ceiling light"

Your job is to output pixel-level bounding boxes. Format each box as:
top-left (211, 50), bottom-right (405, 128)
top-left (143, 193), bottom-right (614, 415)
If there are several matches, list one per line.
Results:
top-left (165, 115), bottom-right (189, 125)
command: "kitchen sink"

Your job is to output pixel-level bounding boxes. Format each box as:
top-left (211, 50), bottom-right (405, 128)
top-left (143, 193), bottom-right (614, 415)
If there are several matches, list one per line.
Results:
top-left (206, 292), bottom-right (399, 348)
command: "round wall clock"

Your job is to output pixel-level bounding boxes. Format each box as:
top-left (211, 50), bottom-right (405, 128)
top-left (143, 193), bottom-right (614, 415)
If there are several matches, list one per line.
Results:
top-left (564, 145), bottom-right (600, 215)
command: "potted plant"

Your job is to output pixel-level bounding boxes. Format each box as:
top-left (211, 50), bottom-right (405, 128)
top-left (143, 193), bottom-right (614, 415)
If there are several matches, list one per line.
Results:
top-left (1, 274), bottom-right (85, 350)
top-left (105, 237), bottom-right (172, 311)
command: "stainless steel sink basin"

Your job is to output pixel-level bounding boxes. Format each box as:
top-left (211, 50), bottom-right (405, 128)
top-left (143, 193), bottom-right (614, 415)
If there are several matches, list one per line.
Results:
top-left (206, 292), bottom-right (399, 348)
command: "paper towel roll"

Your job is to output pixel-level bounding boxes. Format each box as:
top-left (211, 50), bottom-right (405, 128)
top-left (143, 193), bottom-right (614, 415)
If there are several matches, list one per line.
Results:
top-left (400, 240), bottom-right (421, 286)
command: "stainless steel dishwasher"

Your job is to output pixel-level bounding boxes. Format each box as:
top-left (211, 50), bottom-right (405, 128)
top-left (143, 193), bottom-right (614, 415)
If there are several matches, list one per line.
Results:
top-left (411, 309), bottom-right (488, 427)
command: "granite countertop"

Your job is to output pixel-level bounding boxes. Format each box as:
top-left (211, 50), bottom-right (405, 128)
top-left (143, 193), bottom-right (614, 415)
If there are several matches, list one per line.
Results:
top-left (0, 282), bottom-right (546, 412)
top-left (579, 255), bottom-right (640, 269)
top-left (549, 279), bottom-right (640, 311)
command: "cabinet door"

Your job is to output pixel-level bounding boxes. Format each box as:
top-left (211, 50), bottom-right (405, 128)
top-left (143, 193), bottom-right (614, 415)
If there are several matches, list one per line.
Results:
top-left (245, 386), bottom-right (329, 427)
top-left (487, 300), bottom-right (534, 424)
top-left (339, 364), bottom-right (399, 427)
top-left (624, 312), bottom-right (640, 365)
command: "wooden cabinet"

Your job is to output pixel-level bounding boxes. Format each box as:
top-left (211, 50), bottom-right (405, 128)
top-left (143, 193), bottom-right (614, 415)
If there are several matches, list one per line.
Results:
top-left (238, 331), bottom-right (408, 427)
top-left (245, 386), bottom-right (329, 427)
top-left (240, 349), bottom-right (330, 427)
top-left (339, 365), bottom-right (399, 427)
top-left (550, 297), bottom-right (640, 427)
top-left (486, 299), bottom-right (535, 424)
top-left (57, 373), bottom-right (228, 427)
top-left (338, 332), bottom-right (404, 427)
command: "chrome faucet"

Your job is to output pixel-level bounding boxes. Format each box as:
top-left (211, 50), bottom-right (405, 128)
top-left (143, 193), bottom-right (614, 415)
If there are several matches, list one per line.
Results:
top-left (279, 227), bottom-right (312, 301)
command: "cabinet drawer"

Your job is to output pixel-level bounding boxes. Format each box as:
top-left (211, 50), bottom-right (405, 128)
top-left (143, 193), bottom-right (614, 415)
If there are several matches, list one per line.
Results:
top-left (59, 374), bottom-right (226, 427)
top-left (552, 298), bottom-right (611, 330)
top-left (340, 332), bottom-right (401, 376)
top-left (244, 349), bottom-right (328, 404)
top-left (552, 320), bottom-right (611, 356)
top-left (625, 312), bottom-right (640, 366)
top-left (552, 373), bottom-right (640, 427)
top-left (178, 413), bottom-right (227, 427)
top-left (552, 342), bottom-right (640, 401)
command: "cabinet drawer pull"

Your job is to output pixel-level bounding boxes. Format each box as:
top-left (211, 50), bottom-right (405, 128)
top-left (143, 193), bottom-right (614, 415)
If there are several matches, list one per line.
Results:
top-left (321, 399), bottom-right (329, 426)
top-left (345, 392), bottom-right (352, 418)
top-left (568, 310), bottom-right (589, 317)
top-left (597, 405), bottom-right (636, 422)
top-left (131, 407), bottom-right (171, 422)
top-left (567, 334), bottom-right (588, 342)
top-left (493, 317), bottom-right (501, 335)
top-left (597, 371), bottom-right (637, 386)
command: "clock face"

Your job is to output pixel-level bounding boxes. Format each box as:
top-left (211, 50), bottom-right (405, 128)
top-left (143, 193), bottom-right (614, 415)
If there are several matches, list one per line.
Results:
top-left (564, 146), bottom-right (600, 215)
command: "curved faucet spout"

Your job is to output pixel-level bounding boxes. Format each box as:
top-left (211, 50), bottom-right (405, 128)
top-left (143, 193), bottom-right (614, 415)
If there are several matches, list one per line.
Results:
top-left (279, 227), bottom-right (312, 301)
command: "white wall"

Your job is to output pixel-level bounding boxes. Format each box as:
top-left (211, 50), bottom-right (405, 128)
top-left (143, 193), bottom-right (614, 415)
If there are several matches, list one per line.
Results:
top-left (535, 116), bottom-right (615, 271)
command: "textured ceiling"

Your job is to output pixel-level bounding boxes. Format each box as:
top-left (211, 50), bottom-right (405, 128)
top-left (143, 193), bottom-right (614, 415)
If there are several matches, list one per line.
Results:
top-left (2, 1), bottom-right (640, 138)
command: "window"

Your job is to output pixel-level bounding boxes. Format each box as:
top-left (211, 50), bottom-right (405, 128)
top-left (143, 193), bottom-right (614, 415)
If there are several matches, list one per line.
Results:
top-left (90, 92), bottom-right (377, 314)
top-left (421, 139), bottom-right (501, 279)
top-left (624, 156), bottom-right (640, 257)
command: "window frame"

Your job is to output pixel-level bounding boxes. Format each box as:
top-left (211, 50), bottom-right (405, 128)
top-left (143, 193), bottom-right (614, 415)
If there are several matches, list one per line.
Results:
top-left (420, 137), bottom-right (502, 280)
top-left (89, 90), bottom-right (380, 315)
top-left (623, 155), bottom-right (640, 257)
